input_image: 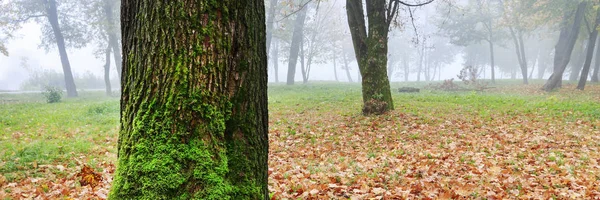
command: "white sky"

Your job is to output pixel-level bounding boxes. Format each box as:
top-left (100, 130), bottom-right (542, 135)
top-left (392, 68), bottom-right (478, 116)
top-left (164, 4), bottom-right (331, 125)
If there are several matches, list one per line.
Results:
top-left (0, 22), bottom-right (113, 90)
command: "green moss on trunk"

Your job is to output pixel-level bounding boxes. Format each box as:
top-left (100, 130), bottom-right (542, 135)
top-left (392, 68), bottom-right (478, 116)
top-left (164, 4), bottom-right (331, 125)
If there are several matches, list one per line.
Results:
top-left (112, 0), bottom-right (268, 199)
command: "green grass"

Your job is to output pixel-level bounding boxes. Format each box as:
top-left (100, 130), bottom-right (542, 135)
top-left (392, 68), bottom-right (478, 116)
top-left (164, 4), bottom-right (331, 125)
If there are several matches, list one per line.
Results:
top-left (0, 81), bottom-right (599, 183)
top-left (0, 92), bottom-right (119, 181)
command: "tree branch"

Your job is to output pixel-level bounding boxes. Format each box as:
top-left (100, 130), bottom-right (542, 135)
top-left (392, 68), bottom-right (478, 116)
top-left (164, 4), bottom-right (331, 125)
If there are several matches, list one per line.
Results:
top-left (392, 0), bottom-right (435, 7)
top-left (277, 0), bottom-right (313, 22)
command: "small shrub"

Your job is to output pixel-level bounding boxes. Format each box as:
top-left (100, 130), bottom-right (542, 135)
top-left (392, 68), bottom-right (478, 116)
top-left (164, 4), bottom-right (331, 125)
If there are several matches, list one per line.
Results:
top-left (42, 86), bottom-right (63, 103)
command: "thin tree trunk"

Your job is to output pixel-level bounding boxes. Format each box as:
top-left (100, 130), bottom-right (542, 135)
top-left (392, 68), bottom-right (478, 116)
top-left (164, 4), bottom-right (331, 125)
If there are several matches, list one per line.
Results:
top-left (112, 0), bottom-right (269, 198)
top-left (509, 26), bottom-right (528, 84)
top-left (266, 0), bottom-right (278, 53)
top-left (103, 0), bottom-right (122, 79)
top-left (592, 34), bottom-right (600, 82)
top-left (488, 39), bottom-right (496, 83)
top-left (544, 2), bottom-right (587, 91)
top-left (404, 57), bottom-right (409, 82)
top-left (577, 9), bottom-right (600, 90)
top-left (45, 0), bottom-right (77, 97)
top-left (286, 5), bottom-right (308, 85)
top-left (343, 53), bottom-right (353, 83)
top-left (570, 41), bottom-right (587, 81)
top-left (103, 43), bottom-right (112, 96)
top-left (333, 50), bottom-right (338, 81)
top-left (299, 38), bottom-right (307, 83)
top-left (272, 38), bottom-right (279, 83)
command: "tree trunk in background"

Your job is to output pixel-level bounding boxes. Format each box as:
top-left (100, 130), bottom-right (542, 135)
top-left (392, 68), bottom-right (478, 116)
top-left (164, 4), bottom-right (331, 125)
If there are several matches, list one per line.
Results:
top-left (577, 9), bottom-right (600, 90)
top-left (593, 34), bottom-right (600, 82)
top-left (333, 51), bottom-right (339, 81)
top-left (45, 0), bottom-right (77, 97)
top-left (417, 42), bottom-right (424, 82)
top-left (286, 6), bottom-right (308, 85)
top-left (112, 0), bottom-right (269, 198)
top-left (387, 54), bottom-right (394, 81)
top-left (272, 38), bottom-right (279, 83)
top-left (403, 57), bottom-right (409, 82)
top-left (487, 40), bottom-right (496, 83)
top-left (544, 2), bottom-right (586, 91)
top-left (103, 43), bottom-right (112, 96)
top-left (103, 0), bottom-right (122, 79)
top-left (266, 0), bottom-right (278, 53)
top-left (347, 0), bottom-right (393, 115)
top-left (299, 38), bottom-right (308, 83)
top-left (570, 41), bottom-right (586, 82)
top-left (537, 47), bottom-right (551, 79)
top-left (343, 53), bottom-right (353, 83)
top-left (509, 26), bottom-right (528, 84)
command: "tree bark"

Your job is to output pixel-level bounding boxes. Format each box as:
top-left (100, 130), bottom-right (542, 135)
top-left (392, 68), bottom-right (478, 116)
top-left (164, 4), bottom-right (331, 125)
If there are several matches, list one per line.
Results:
top-left (544, 2), bottom-right (587, 91)
top-left (45, 0), bottom-right (77, 97)
top-left (577, 8), bottom-right (600, 90)
top-left (286, 5), bottom-right (308, 85)
top-left (346, 0), bottom-right (394, 115)
top-left (103, 43), bottom-right (112, 96)
top-left (112, 0), bottom-right (269, 199)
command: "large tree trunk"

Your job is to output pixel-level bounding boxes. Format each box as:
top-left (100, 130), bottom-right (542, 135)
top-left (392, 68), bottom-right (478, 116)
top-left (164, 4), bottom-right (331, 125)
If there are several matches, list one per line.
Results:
top-left (103, 43), bottom-right (112, 96)
top-left (103, 0), bottom-right (122, 79)
top-left (544, 2), bottom-right (587, 91)
top-left (577, 9), bottom-right (600, 90)
top-left (45, 0), bottom-right (77, 97)
top-left (266, 0), bottom-right (278, 53)
top-left (112, 0), bottom-right (269, 199)
top-left (286, 5), bottom-right (308, 85)
top-left (346, 0), bottom-right (393, 115)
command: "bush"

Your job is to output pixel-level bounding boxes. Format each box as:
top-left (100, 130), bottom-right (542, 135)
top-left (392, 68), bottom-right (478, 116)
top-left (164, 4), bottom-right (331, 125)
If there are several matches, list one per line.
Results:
top-left (42, 86), bottom-right (63, 103)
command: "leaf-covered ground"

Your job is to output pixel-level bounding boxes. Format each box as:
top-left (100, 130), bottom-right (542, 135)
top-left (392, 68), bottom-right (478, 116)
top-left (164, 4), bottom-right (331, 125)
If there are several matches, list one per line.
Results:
top-left (1, 82), bottom-right (599, 199)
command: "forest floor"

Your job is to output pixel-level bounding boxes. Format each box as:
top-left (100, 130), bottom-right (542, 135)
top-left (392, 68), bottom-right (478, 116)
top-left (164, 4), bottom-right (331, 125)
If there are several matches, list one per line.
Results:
top-left (0, 81), bottom-right (599, 199)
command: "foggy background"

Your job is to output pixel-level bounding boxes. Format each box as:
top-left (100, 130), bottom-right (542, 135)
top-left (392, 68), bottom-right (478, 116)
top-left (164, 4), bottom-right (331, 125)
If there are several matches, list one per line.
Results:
top-left (0, 0), bottom-right (577, 91)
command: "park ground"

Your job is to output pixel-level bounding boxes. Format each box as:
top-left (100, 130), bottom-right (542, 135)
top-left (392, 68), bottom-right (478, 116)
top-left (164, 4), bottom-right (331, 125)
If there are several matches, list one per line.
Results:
top-left (0, 81), bottom-right (599, 199)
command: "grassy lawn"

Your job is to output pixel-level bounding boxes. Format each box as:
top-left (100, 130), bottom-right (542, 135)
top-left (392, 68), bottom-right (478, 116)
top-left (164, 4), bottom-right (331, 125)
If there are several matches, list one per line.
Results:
top-left (1, 81), bottom-right (599, 199)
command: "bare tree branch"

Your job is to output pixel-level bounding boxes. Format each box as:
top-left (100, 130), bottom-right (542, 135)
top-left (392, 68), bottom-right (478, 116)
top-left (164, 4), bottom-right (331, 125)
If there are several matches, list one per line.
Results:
top-left (392, 0), bottom-right (435, 7)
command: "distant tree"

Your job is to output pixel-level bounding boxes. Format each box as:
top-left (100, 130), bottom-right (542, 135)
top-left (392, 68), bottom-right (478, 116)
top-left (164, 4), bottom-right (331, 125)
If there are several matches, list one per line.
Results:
top-left (437, 0), bottom-right (503, 83)
top-left (1, 0), bottom-right (91, 97)
top-left (499, 0), bottom-right (540, 84)
top-left (577, 5), bottom-right (600, 90)
top-left (81, 0), bottom-right (121, 95)
top-left (543, 2), bottom-right (586, 91)
top-left (346, 0), bottom-right (435, 115)
top-left (286, 1), bottom-right (309, 85)
top-left (111, 0), bottom-right (268, 198)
